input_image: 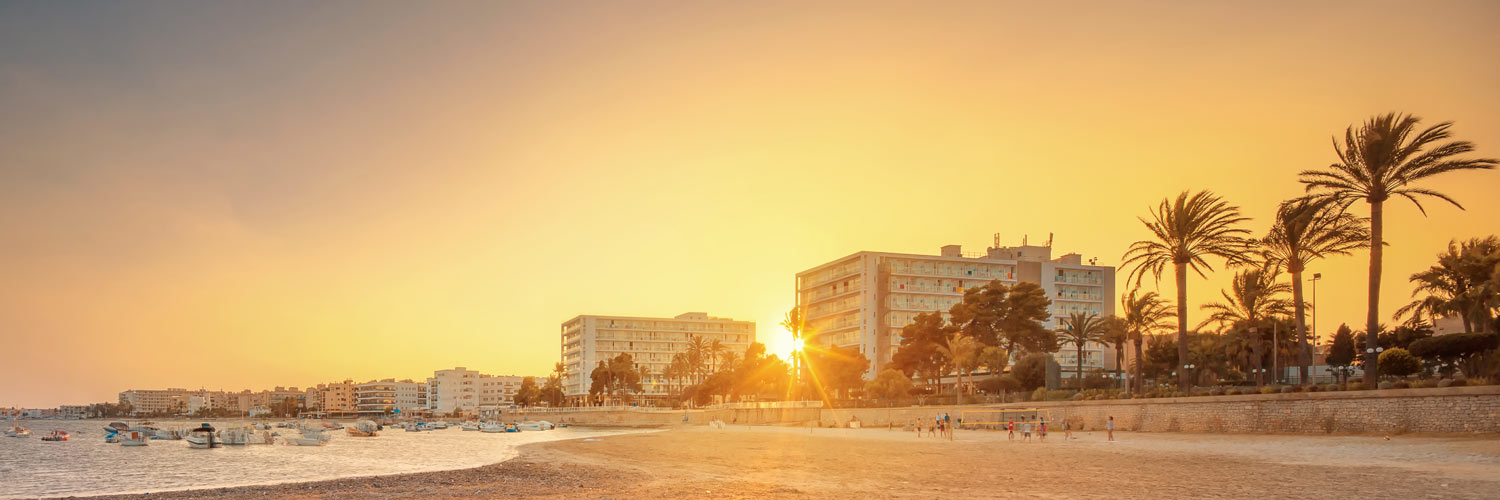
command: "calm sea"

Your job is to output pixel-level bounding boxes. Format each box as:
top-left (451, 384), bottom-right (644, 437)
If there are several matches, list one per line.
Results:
top-left (0, 420), bottom-right (637, 499)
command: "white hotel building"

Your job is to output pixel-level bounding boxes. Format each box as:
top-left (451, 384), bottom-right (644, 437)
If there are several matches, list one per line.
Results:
top-left (795, 238), bottom-right (1116, 379)
top-left (561, 312), bottom-right (755, 405)
top-left (426, 367), bottom-right (525, 416)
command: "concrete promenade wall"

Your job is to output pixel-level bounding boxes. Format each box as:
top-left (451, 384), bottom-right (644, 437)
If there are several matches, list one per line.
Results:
top-left (820, 385), bottom-right (1500, 435)
top-left (520, 386), bottom-right (1500, 435)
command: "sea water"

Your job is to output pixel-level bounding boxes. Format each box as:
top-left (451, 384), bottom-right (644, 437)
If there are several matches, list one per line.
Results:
top-left (0, 420), bottom-right (636, 499)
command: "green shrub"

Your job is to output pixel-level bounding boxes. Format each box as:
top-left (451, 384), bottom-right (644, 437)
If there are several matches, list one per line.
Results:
top-left (1322, 384), bottom-right (1341, 392)
top-left (1305, 385), bottom-right (1321, 392)
top-left (1346, 382), bottom-right (1367, 391)
top-left (1392, 381), bottom-right (1410, 389)
top-left (1410, 379), bottom-right (1435, 389)
top-left (1225, 389), bottom-right (1240, 395)
top-left (1377, 381), bottom-right (1394, 390)
top-left (1437, 378), bottom-right (1454, 388)
top-left (1378, 348), bottom-right (1423, 378)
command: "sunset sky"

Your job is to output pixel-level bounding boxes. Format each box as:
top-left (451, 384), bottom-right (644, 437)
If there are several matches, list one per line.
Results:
top-left (3, 1), bottom-right (1498, 408)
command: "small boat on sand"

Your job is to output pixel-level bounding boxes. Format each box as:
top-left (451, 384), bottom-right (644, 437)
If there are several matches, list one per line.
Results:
top-left (285, 426), bottom-right (332, 446)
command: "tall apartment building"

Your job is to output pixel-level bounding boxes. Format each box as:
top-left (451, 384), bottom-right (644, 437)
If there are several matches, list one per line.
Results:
top-left (118, 388), bottom-right (189, 416)
top-left (560, 312), bottom-right (756, 404)
top-left (356, 379), bottom-right (428, 416)
top-left (479, 375), bottom-right (524, 408)
top-left (795, 237), bottom-right (1116, 378)
top-left (310, 380), bottom-right (357, 416)
top-left (427, 367), bottom-right (480, 415)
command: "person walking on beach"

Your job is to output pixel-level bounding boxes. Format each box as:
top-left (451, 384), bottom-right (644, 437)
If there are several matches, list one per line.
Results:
top-left (1022, 422), bottom-right (1032, 442)
top-left (1106, 416), bottom-right (1115, 442)
top-left (1038, 420), bottom-right (1047, 442)
top-left (913, 418), bottom-right (922, 437)
top-left (943, 413), bottom-right (952, 441)
top-left (1063, 420), bottom-right (1072, 441)
top-left (1007, 419), bottom-right (1015, 441)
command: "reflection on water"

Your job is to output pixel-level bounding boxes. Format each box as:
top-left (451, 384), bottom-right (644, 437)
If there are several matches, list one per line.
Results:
top-left (0, 420), bottom-right (635, 499)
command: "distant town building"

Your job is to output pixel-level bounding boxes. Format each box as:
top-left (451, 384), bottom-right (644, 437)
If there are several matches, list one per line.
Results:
top-left (309, 380), bottom-right (357, 417)
top-left (119, 388), bottom-right (190, 415)
top-left (59, 405), bottom-right (88, 419)
top-left (560, 312), bottom-right (756, 405)
top-left (427, 367), bottom-right (481, 415)
top-left (356, 379), bottom-right (428, 417)
top-left (794, 236), bottom-right (1116, 379)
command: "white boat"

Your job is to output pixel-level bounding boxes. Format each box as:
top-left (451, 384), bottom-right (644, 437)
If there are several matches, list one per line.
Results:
top-left (346, 420), bottom-right (379, 437)
top-left (5, 425), bottom-right (30, 438)
top-left (404, 423), bottom-right (422, 432)
top-left (517, 421), bottom-right (554, 431)
top-left (119, 428), bottom-right (150, 446)
top-left (186, 424), bottom-right (221, 449)
top-left (479, 422), bottom-right (507, 433)
top-left (284, 427), bottom-right (331, 446)
top-left (219, 426), bottom-right (251, 445)
top-left (460, 422), bottom-right (481, 431)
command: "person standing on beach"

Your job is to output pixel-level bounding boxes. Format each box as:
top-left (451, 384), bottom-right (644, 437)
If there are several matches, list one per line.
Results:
top-left (914, 418), bottom-right (922, 437)
top-left (1022, 422), bottom-right (1031, 442)
top-left (1063, 420), bottom-right (1072, 440)
top-left (1007, 419), bottom-right (1015, 441)
top-left (1106, 416), bottom-right (1115, 442)
top-left (1038, 420), bottom-right (1047, 442)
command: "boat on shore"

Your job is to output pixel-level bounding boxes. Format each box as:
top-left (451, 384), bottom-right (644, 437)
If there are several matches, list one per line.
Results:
top-left (119, 428), bottom-right (150, 446)
top-left (186, 424), bottom-right (221, 449)
top-left (284, 426), bottom-right (331, 446)
top-left (346, 420), bottom-right (379, 437)
top-left (219, 426), bottom-right (251, 445)
top-left (460, 421), bottom-right (481, 431)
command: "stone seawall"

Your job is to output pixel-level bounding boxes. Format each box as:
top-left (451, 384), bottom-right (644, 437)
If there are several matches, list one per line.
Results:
top-left (510, 386), bottom-right (1500, 435)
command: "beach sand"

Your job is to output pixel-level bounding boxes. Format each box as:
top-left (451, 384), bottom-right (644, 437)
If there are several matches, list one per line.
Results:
top-left (67, 426), bottom-right (1500, 499)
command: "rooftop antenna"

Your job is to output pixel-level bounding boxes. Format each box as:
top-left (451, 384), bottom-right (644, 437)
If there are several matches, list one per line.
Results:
top-left (1045, 233), bottom-right (1053, 247)
top-left (993, 233), bottom-right (1001, 249)
top-left (1022, 234), bottom-right (1028, 246)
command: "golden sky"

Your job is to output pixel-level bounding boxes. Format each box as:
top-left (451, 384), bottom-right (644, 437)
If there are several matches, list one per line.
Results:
top-left (2, 1), bottom-right (1498, 407)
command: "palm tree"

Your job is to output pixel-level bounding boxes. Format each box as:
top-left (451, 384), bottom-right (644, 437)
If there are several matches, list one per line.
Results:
top-left (1260, 198), bottom-right (1370, 384)
top-left (1300, 113), bottom-right (1497, 384)
top-left (781, 306), bottom-right (807, 400)
top-left (685, 336), bottom-right (709, 385)
top-left (1395, 237), bottom-right (1500, 333)
top-left (934, 332), bottom-right (981, 404)
top-left (1123, 190), bottom-right (1254, 389)
top-left (1099, 315), bottom-right (1129, 390)
top-left (1120, 288), bottom-right (1175, 393)
top-left (1058, 312), bottom-right (1106, 389)
top-left (718, 350), bottom-right (739, 375)
top-left (708, 339), bottom-right (726, 374)
top-left (1198, 268), bottom-right (1293, 385)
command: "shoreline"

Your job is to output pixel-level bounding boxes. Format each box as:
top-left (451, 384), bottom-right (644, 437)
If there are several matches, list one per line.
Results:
top-left (34, 426), bottom-right (666, 500)
top-left (37, 426), bottom-right (1500, 500)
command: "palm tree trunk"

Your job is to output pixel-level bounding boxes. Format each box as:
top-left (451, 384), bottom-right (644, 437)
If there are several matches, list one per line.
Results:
top-left (1365, 200), bottom-right (1383, 385)
top-left (1116, 345), bottom-right (1125, 390)
top-left (1175, 262), bottom-right (1190, 390)
top-left (1291, 270), bottom-right (1310, 385)
top-left (1076, 343), bottom-right (1085, 390)
top-left (1133, 337), bottom-right (1144, 393)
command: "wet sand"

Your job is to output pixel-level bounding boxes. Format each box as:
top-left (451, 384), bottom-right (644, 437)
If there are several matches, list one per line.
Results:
top-left (61, 426), bottom-right (1500, 499)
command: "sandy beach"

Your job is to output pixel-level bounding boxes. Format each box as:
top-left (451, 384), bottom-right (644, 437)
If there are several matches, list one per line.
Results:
top-left (55, 425), bottom-right (1500, 500)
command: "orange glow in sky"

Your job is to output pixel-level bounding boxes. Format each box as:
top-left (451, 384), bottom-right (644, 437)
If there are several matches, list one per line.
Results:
top-left (2, 1), bottom-right (1499, 407)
